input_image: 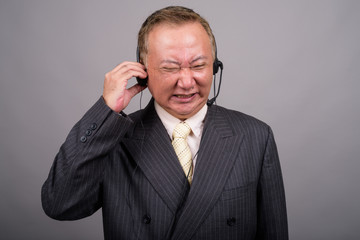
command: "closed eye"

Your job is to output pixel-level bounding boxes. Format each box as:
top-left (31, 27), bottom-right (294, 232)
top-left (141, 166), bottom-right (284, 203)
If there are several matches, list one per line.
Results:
top-left (190, 64), bottom-right (206, 71)
top-left (161, 67), bottom-right (181, 73)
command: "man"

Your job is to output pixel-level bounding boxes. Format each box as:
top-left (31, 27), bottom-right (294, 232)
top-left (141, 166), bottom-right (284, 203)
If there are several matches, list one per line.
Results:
top-left (42, 6), bottom-right (288, 240)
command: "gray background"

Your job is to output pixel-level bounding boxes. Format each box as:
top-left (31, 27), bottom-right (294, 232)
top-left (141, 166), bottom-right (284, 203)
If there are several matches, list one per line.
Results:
top-left (1, 0), bottom-right (359, 239)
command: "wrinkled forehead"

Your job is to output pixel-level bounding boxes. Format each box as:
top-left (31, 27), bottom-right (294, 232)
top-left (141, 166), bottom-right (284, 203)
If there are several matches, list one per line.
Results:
top-left (145, 22), bottom-right (215, 57)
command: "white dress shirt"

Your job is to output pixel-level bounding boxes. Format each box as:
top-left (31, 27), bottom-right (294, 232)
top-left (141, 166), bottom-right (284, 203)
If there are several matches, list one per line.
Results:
top-left (154, 101), bottom-right (207, 173)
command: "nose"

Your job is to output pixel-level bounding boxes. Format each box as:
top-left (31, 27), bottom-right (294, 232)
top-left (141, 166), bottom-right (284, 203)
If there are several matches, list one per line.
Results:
top-left (177, 68), bottom-right (195, 89)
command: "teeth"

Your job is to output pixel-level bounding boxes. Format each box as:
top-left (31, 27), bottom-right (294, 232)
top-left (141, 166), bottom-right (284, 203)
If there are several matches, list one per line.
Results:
top-left (176, 95), bottom-right (192, 98)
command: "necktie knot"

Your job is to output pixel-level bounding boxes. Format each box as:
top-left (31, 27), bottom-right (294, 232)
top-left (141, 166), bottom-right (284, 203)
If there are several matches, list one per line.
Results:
top-left (172, 122), bottom-right (191, 139)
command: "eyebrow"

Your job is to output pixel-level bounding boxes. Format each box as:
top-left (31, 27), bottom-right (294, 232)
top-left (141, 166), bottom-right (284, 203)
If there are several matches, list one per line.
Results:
top-left (160, 56), bottom-right (209, 65)
top-left (190, 56), bottom-right (208, 64)
top-left (160, 60), bottom-right (181, 65)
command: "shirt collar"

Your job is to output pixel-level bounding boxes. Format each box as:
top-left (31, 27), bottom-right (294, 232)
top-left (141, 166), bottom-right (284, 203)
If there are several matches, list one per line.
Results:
top-left (154, 101), bottom-right (208, 139)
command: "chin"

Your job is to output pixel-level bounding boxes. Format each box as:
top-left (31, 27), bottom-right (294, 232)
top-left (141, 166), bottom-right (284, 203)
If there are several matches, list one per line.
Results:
top-left (174, 108), bottom-right (200, 120)
top-left (166, 99), bottom-right (206, 119)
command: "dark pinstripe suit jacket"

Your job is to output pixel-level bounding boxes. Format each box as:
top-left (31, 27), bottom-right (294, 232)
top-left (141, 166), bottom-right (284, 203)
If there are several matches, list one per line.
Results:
top-left (42, 97), bottom-right (288, 240)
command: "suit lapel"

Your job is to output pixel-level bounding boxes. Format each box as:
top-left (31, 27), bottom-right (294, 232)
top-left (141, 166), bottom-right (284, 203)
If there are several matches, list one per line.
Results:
top-left (171, 106), bottom-right (245, 240)
top-left (123, 101), bottom-right (188, 213)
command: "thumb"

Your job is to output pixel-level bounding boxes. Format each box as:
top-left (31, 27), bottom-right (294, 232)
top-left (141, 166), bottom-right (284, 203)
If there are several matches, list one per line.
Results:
top-left (127, 84), bottom-right (147, 99)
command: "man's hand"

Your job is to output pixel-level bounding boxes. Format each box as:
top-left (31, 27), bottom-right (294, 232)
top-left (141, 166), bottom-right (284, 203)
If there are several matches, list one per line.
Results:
top-left (103, 62), bottom-right (147, 113)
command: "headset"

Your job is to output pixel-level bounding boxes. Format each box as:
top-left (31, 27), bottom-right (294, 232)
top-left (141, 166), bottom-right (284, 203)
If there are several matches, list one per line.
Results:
top-left (208, 41), bottom-right (224, 106)
top-left (136, 41), bottom-right (223, 106)
top-left (136, 46), bottom-right (149, 87)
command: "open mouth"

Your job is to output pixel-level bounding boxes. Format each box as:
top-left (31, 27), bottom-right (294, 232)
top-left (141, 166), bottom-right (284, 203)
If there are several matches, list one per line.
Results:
top-left (174, 94), bottom-right (195, 98)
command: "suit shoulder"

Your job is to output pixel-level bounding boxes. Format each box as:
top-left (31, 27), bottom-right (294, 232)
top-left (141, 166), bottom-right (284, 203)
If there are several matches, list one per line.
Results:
top-left (128, 108), bottom-right (144, 122)
top-left (211, 105), bottom-right (271, 134)
top-left (127, 99), bottom-right (156, 123)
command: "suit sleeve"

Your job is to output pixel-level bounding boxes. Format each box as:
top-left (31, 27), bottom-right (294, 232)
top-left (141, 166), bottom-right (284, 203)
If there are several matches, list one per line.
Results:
top-left (41, 97), bottom-right (133, 220)
top-left (256, 127), bottom-right (289, 239)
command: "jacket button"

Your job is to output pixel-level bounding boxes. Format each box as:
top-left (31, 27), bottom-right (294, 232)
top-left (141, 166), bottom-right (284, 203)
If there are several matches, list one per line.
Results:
top-left (80, 136), bottom-right (87, 143)
top-left (90, 123), bottom-right (97, 130)
top-left (143, 214), bottom-right (151, 224)
top-left (86, 130), bottom-right (92, 136)
top-left (227, 217), bottom-right (236, 226)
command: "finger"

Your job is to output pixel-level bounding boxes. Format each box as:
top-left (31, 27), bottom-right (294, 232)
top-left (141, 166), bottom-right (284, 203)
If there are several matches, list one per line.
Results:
top-left (111, 68), bottom-right (147, 83)
top-left (111, 61), bottom-right (145, 74)
top-left (126, 83), bottom-right (147, 99)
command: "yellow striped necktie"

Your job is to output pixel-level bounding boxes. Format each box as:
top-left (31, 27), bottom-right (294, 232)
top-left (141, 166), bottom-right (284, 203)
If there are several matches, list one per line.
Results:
top-left (172, 122), bottom-right (193, 184)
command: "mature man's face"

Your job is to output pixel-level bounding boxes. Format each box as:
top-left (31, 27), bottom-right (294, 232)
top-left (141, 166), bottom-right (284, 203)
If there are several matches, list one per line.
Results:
top-left (146, 22), bottom-right (213, 120)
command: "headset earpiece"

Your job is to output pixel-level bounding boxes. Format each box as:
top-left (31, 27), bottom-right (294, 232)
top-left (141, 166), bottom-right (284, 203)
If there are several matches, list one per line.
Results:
top-left (213, 59), bottom-right (219, 75)
top-left (136, 46), bottom-right (148, 86)
top-left (208, 40), bottom-right (224, 106)
top-left (213, 58), bottom-right (223, 75)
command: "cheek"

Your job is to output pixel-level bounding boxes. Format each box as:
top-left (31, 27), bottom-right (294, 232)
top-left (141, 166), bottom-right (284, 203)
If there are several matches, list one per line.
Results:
top-left (148, 72), bottom-right (175, 95)
top-left (194, 71), bottom-right (213, 89)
